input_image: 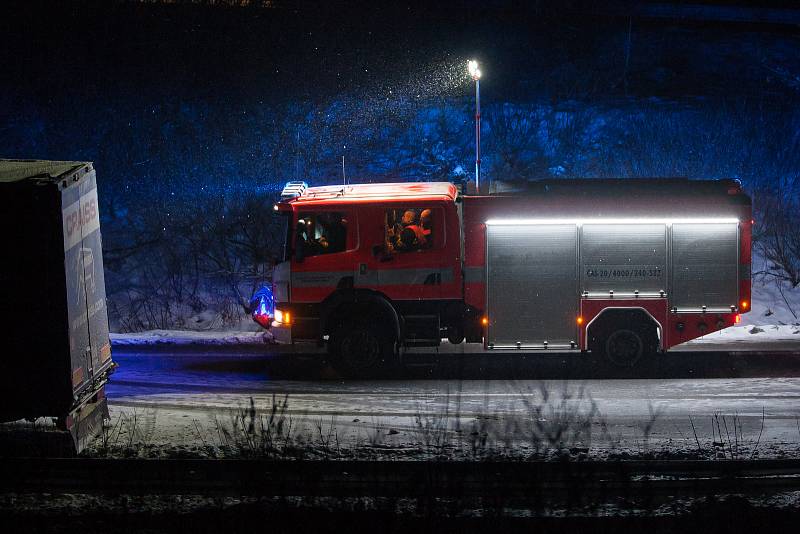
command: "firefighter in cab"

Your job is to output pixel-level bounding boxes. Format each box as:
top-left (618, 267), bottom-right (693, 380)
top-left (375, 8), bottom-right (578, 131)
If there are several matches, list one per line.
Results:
top-left (390, 209), bottom-right (427, 252)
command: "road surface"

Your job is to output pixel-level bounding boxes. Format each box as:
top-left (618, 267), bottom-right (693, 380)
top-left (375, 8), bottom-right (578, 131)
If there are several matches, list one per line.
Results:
top-left (102, 345), bottom-right (800, 457)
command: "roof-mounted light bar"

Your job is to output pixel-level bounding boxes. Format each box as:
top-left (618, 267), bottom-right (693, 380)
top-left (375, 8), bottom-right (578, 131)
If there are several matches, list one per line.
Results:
top-left (280, 181), bottom-right (308, 200)
top-left (484, 218), bottom-right (739, 226)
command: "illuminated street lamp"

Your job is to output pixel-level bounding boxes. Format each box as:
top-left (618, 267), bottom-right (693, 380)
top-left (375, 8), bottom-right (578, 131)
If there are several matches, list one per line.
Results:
top-left (467, 60), bottom-right (482, 192)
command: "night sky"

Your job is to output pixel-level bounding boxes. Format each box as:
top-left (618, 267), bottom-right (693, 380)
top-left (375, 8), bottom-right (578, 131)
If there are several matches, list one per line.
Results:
top-left (3, 1), bottom-right (798, 205)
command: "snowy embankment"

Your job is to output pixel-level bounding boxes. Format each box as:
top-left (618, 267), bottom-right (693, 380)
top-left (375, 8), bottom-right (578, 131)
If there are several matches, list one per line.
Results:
top-left (110, 329), bottom-right (274, 346)
top-left (691, 257), bottom-right (800, 345)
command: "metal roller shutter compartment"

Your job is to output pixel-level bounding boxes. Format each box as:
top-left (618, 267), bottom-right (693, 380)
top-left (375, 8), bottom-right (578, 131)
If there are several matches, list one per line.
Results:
top-left (671, 223), bottom-right (739, 309)
top-left (487, 225), bottom-right (577, 347)
top-left (581, 224), bottom-right (667, 295)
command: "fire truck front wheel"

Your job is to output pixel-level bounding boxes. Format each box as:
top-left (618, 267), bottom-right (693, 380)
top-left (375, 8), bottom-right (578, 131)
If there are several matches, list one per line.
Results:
top-left (329, 319), bottom-right (397, 377)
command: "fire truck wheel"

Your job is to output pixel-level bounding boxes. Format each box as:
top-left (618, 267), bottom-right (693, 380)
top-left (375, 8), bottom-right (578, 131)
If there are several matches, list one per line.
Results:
top-left (447, 326), bottom-right (464, 345)
top-left (331, 320), bottom-right (396, 377)
top-left (603, 329), bottom-right (645, 367)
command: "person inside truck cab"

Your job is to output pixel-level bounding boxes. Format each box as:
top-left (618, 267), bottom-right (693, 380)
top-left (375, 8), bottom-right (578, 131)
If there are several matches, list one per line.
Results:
top-left (296, 219), bottom-right (310, 253)
top-left (322, 213), bottom-right (347, 253)
top-left (390, 209), bottom-right (427, 251)
top-left (387, 210), bottom-right (413, 251)
top-left (297, 212), bottom-right (348, 256)
top-left (419, 209), bottom-right (432, 246)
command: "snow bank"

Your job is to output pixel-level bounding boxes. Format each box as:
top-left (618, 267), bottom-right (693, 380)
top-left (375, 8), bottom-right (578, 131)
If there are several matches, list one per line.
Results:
top-left (688, 324), bottom-right (799, 344)
top-left (111, 329), bottom-right (274, 346)
top-left (749, 254), bottom-right (800, 327)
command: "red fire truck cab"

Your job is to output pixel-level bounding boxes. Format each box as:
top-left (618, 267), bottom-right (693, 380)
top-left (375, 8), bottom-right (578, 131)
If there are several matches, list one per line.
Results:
top-left (272, 179), bottom-right (751, 374)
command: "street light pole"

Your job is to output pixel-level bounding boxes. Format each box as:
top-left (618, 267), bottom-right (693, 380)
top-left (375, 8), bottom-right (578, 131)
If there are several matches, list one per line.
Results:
top-left (468, 60), bottom-right (482, 193)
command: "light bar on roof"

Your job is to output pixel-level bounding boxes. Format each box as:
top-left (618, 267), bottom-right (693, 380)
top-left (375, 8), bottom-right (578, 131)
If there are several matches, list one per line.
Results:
top-left (484, 218), bottom-right (739, 226)
top-left (281, 181), bottom-right (308, 200)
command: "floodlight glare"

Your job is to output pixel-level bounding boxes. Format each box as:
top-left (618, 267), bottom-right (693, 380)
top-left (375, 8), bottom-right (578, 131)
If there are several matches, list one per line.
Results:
top-left (468, 60), bottom-right (481, 79)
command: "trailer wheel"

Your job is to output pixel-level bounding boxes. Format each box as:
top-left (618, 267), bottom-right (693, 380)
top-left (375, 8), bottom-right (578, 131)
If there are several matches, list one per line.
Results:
top-left (330, 318), bottom-right (396, 377)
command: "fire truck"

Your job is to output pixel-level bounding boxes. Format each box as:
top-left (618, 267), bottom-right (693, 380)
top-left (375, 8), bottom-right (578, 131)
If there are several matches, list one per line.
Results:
top-left (268, 179), bottom-right (751, 374)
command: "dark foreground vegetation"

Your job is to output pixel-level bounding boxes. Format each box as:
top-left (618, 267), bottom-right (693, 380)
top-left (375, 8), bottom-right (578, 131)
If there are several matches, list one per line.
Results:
top-left (0, 496), bottom-right (800, 534)
top-left (2, 455), bottom-right (800, 533)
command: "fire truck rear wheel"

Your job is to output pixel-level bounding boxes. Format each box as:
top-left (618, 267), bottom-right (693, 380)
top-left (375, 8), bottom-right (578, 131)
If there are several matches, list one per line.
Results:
top-left (330, 320), bottom-right (396, 377)
top-left (603, 329), bottom-right (645, 367)
top-left (599, 325), bottom-right (659, 367)
top-left (589, 311), bottom-right (658, 367)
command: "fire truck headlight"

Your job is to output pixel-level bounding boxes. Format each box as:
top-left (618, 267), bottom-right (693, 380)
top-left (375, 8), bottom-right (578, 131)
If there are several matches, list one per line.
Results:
top-left (274, 309), bottom-right (291, 325)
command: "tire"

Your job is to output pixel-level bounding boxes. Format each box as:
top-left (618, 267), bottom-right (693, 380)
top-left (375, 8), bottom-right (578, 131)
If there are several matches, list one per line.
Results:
top-left (446, 325), bottom-right (464, 345)
top-left (604, 329), bottom-right (644, 367)
top-left (329, 318), bottom-right (396, 377)
top-left (591, 317), bottom-right (659, 368)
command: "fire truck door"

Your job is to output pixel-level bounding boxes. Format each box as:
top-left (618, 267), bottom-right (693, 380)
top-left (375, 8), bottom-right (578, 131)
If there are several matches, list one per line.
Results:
top-left (291, 209), bottom-right (358, 306)
top-left (377, 205), bottom-right (447, 302)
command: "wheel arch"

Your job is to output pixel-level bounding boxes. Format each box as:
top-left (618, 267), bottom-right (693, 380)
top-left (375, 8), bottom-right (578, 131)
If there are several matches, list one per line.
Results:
top-left (320, 288), bottom-right (401, 341)
top-left (585, 307), bottom-right (663, 351)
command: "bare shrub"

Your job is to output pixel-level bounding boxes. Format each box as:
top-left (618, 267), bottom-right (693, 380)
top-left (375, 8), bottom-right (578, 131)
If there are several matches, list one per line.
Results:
top-left (214, 395), bottom-right (294, 458)
top-left (706, 410), bottom-right (767, 460)
top-left (754, 186), bottom-right (800, 289)
top-left (105, 192), bottom-right (284, 332)
top-left (517, 382), bottom-right (602, 456)
top-left (367, 417), bottom-right (387, 447)
top-left (411, 382), bottom-right (605, 460)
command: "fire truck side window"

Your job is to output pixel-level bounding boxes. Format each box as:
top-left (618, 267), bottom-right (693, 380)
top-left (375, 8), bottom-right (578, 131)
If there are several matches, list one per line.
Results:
top-left (385, 208), bottom-right (439, 253)
top-left (296, 211), bottom-right (349, 257)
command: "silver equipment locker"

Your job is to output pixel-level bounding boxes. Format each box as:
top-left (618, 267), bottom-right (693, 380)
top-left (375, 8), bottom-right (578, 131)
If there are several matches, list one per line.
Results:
top-left (486, 224), bottom-right (578, 348)
top-left (485, 219), bottom-right (739, 349)
top-left (581, 223), bottom-right (668, 296)
top-left (671, 222), bottom-right (739, 310)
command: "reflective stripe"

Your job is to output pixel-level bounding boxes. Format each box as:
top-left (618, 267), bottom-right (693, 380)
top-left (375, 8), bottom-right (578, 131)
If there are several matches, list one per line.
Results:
top-left (463, 266), bottom-right (484, 283)
top-left (291, 271), bottom-right (353, 288)
top-left (291, 268), bottom-right (454, 288)
top-left (378, 267), bottom-right (454, 286)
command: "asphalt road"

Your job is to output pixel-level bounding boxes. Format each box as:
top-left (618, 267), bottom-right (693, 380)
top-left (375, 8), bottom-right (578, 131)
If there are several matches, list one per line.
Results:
top-left (103, 344), bottom-right (800, 455)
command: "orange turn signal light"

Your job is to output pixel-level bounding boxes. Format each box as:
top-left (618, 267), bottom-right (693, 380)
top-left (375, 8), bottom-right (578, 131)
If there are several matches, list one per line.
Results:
top-left (481, 317), bottom-right (489, 326)
top-left (740, 300), bottom-right (748, 310)
top-left (576, 316), bottom-right (584, 325)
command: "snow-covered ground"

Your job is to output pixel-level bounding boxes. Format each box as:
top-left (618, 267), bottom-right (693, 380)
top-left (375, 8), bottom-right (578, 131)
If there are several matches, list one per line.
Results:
top-left (692, 257), bottom-right (800, 345)
top-left (110, 329), bottom-right (273, 346)
top-left (688, 324), bottom-right (799, 345)
top-left (110, 311), bottom-right (275, 346)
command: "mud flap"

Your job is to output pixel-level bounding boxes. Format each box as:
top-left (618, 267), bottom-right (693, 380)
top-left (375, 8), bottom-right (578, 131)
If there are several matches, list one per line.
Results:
top-left (58, 389), bottom-right (110, 454)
